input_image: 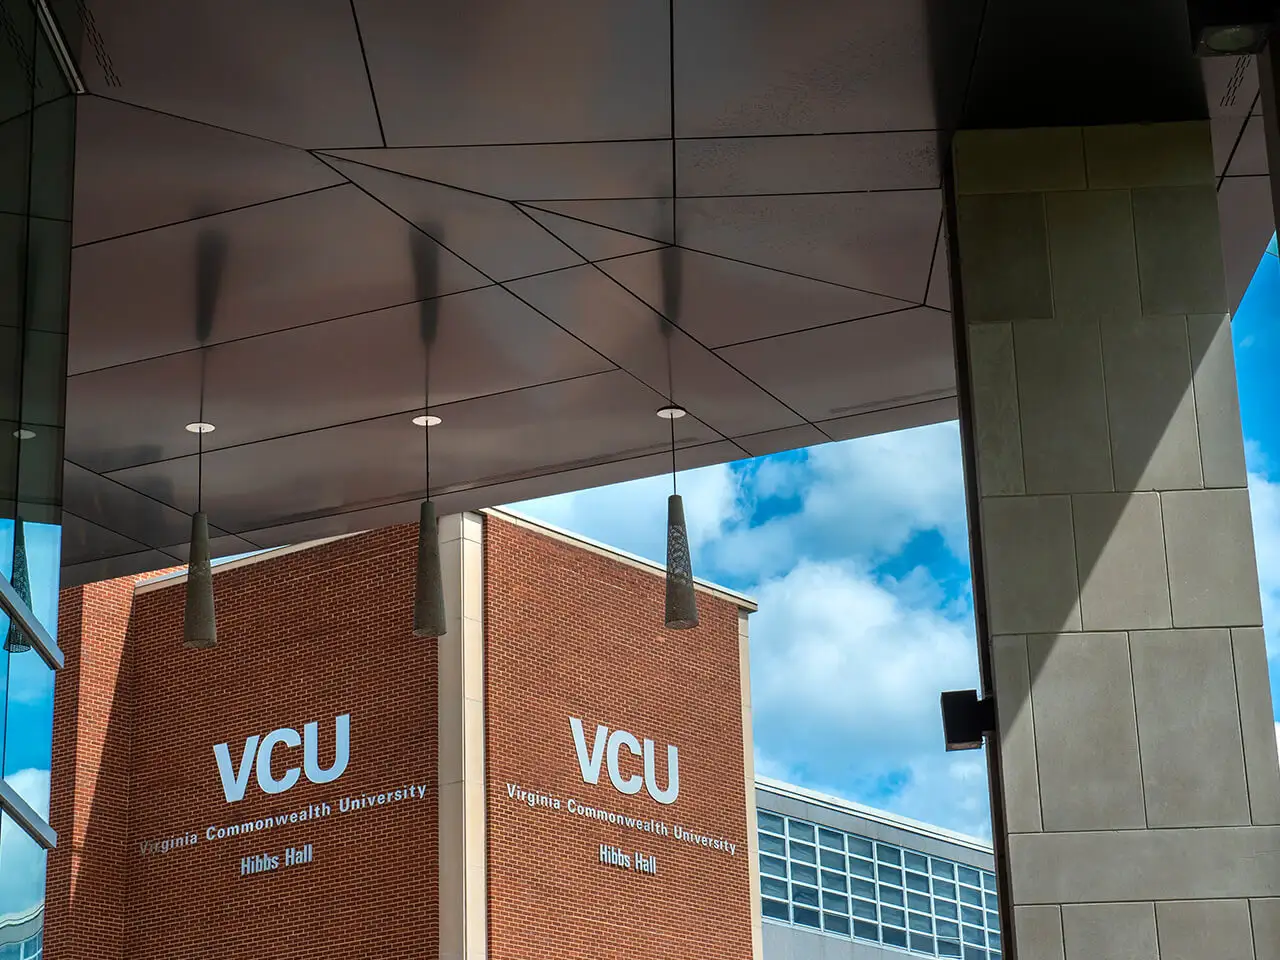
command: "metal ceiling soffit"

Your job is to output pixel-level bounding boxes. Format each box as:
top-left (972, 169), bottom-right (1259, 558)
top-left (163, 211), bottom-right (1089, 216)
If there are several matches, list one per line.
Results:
top-left (4, 520), bottom-right (32, 653)
top-left (412, 227), bottom-right (448, 639)
top-left (659, 233), bottom-right (698, 631)
top-left (184, 229), bottom-right (226, 650)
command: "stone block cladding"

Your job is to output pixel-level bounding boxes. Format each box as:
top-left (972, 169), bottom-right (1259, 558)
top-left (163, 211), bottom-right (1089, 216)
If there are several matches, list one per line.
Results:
top-left (483, 515), bottom-right (754, 960)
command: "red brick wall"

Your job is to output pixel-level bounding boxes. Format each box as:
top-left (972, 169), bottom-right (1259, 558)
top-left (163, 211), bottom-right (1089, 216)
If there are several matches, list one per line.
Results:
top-left (48, 527), bottom-right (438, 960)
top-left (46, 575), bottom-right (146, 960)
top-left (484, 515), bottom-right (753, 960)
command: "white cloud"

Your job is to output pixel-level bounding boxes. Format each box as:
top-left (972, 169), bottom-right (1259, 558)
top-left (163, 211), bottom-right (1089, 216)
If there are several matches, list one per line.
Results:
top-left (707, 422), bottom-right (969, 582)
top-left (1248, 471), bottom-right (1280, 663)
top-left (512, 462), bottom-right (742, 570)
top-left (747, 559), bottom-right (988, 834)
top-left (0, 768), bottom-right (50, 917)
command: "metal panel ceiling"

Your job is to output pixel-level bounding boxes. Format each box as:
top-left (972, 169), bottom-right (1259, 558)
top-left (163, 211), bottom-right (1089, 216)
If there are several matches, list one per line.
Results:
top-left (57, 0), bottom-right (1274, 582)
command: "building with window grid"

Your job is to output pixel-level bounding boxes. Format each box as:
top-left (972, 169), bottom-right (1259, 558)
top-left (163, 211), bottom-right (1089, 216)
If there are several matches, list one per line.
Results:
top-left (756, 778), bottom-right (998, 960)
top-left (0, 905), bottom-right (43, 960)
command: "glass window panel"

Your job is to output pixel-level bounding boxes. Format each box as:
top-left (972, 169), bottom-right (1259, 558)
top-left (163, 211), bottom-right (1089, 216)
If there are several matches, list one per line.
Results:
top-left (761, 854), bottom-right (787, 877)
top-left (935, 879), bottom-right (957, 900)
top-left (937, 900), bottom-right (959, 920)
top-left (987, 911), bottom-right (1000, 931)
top-left (908, 892), bottom-right (931, 913)
top-left (848, 836), bottom-right (874, 858)
top-left (759, 832), bottom-right (786, 856)
top-left (794, 906), bottom-right (821, 929)
top-left (825, 913), bottom-right (851, 936)
top-left (907, 871), bottom-right (930, 893)
top-left (851, 878), bottom-right (875, 900)
top-left (792, 884), bottom-right (819, 908)
top-left (820, 848), bottom-right (845, 871)
top-left (932, 860), bottom-right (956, 879)
top-left (909, 912), bottom-right (933, 933)
top-left (792, 864), bottom-right (818, 886)
top-left (853, 920), bottom-right (879, 943)
top-left (762, 898), bottom-right (789, 922)
top-left (911, 934), bottom-right (936, 954)
top-left (880, 886), bottom-right (904, 907)
top-left (850, 857), bottom-right (875, 879)
top-left (883, 926), bottom-right (908, 949)
top-left (937, 920), bottom-right (960, 938)
top-left (1, 520), bottom-right (60, 822)
top-left (958, 865), bottom-right (981, 886)
top-left (758, 811), bottom-right (785, 834)
top-left (963, 947), bottom-right (987, 960)
top-left (940, 939), bottom-right (962, 958)
top-left (962, 906), bottom-right (985, 926)
top-left (821, 870), bottom-right (847, 893)
top-left (789, 821), bottom-right (816, 843)
top-left (822, 892), bottom-right (848, 914)
top-left (881, 906), bottom-right (905, 927)
top-left (876, 844), bottom-right (902, 865)
top-left (989, 932), bottom-right (1002, 951)
top-left (761, 876), bottom-right (787, 900)
top-left (879, 865), bottom-right (903, 886)
top-left (818, 828), bottom-right (844, 850)
top-left (790, 841), bottom-right (817, 864)
top-left (0, 813), bottom-right (46, 959)
top-left (904, 851), bottom-right (929, 873)
top-left (963, 924), bottom-right (985, 945)
top-left (960, 885), bottom-right (983, 907)
top-left (984, 891), bottom-right (999, 911)
top-left (851, 899), bottom-right (877, 921)
top-left (982, 872), bottom-right (998, 892)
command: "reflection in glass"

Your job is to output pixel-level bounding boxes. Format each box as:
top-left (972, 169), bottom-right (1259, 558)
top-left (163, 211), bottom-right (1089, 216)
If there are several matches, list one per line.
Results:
top-left (0, 812), bottom-right (46, 958)
top-left (1, 522), bottom-right (59, 818)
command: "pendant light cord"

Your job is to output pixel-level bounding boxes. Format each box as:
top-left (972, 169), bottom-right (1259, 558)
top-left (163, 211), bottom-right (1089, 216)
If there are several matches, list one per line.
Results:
top-left (670, 413), bottom-right (677, 495)
top-left (197, 350), bottom-right (205, 514)
top-left (430, 345), bottom-right (435, 496)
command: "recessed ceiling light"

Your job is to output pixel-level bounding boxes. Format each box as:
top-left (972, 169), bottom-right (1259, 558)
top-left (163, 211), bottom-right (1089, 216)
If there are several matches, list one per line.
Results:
top-left (656, 405), bottom-right (687, 420)
top-left (412, 414), bottom-right (442, 427)
top-left (12, 428), bottom-right (35, 440)
top-left (185, 422), bottom-right (216, 434)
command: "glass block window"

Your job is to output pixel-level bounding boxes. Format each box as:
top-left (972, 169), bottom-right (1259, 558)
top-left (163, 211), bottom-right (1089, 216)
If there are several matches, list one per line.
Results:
top-left (757, 809), bottom-right (1000, 960)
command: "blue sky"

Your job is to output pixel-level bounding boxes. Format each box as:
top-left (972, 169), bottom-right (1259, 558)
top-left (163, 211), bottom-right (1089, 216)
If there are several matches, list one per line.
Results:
top-left (512, 247), bottom-right (1280, 842)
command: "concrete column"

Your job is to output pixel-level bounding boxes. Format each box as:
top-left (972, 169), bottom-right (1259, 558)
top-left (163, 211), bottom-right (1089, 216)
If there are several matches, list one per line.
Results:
top-left (437, 512), bottom-right (487, 960)
top-left (950, 122), bottom-right (1280, 960)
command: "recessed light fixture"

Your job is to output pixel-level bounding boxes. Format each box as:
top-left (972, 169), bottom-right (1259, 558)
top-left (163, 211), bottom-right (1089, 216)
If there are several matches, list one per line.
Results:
top-left (185, 422), bottom-right (216, 434)
top-left (656, 405), bottom-right (687, 420)
top-left (12, 429), bottom-right (36, 440)
top-left (412, 414), bottom-right (442, 427)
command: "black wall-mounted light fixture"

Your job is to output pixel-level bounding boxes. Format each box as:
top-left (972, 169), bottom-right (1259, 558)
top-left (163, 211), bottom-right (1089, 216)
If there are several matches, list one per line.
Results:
top-left (940, 689), bottom-right (996, 751)
top-left (1187, 1), bottom-right (1275, 55)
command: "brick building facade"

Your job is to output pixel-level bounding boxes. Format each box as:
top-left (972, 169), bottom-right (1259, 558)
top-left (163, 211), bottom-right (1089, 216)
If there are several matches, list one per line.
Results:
top-left (44, 510), bottom-right (761, 960)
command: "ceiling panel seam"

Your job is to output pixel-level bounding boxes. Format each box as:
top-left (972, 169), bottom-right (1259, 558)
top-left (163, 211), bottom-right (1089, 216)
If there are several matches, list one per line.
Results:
top-left (84, 369), bottom-right (629, 474)
top-left (70, 183), bottom-right (347, 249)
top-left (346, 0), bottom-right (386, 149)
top-left (310, 151), bottom-right (744, 447)
top-left (515, 202), bottom-right (824, 434)
top-left (517, 199), bottom-right (920, 302)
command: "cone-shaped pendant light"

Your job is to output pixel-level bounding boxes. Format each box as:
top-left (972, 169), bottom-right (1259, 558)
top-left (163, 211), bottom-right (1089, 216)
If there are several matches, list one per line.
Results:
top-left (184, 511), bottom-right (217, 648)
top-left (414, 500), bottom-right (446, 637)
top-left (657, 222), bottom-right (698, 629)
top-left (4, 519), bottom-right (32, 653)
top-left (412, 227), bottom-right (447, 637)
top-left (664, 489), bottom-right (698, 629)
top-left (184, 228), bottom-right (225, 649)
